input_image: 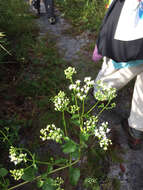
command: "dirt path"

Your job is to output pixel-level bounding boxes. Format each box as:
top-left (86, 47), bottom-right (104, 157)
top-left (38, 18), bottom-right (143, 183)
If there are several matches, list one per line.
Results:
top-left (31, 3), bottom-right (143, 190)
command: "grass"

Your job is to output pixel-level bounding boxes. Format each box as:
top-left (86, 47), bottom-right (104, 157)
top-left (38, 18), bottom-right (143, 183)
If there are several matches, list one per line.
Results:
top-left (55, 0), bottom-right (107, 34)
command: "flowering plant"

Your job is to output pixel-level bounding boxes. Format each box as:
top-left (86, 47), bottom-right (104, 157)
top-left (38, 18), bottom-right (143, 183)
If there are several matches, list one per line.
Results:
top-left (0, 67), bottom-right (116, 190)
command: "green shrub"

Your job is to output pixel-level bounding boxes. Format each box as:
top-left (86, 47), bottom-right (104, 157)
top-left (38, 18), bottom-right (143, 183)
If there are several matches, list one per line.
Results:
top-left (0, 0), bottom-right (37, 37)
top-left (56, 0), bottom-right (107, 33)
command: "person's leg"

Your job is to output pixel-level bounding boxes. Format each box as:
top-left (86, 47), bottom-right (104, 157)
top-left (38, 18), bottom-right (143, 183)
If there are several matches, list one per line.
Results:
top-left (94, 57), bottom-right (143, 149)
top-left (128, 72), bottom-right (143, 132)
top-left (94, 57), bottom-right (143, 95)
top-left (32, 0), bottom-right (40, 14)
top-left (43, 0), bottom-right (56, 24)
top-left (37, 0), bottom-right (40, 14)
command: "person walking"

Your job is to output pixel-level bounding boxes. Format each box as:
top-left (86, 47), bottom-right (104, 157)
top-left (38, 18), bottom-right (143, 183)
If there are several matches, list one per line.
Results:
top-left (32, 0), bottom-right (56, 24)
top-left (93, 0), bottom-right (143, 150)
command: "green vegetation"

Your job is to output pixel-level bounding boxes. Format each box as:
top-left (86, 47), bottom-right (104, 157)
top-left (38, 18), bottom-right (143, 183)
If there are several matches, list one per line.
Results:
top-left (0, 0), bottom-right (122, 189)
top-left (55, 0), bottom-right (107, 33)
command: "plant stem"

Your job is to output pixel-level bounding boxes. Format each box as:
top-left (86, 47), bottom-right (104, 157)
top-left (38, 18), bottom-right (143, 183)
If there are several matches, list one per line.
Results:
top-left (62, 111), bottom-right (67, 136)
top-left (80, 100), bottom-right (85, 131)
top-left (27, 159), bottom-right (64, 166)
top-left (0, 130), bottom-right (12, 146)
top-left (86, 100), bottom-right (100, 115)
top-left (97, 100), bottom-right (111, 118)
top-left (70, 78), bottom-right (80, 121)
top-left (0, 44), bottom-right (12, 55)
top-left (8, 159), bottom-right (79, 190)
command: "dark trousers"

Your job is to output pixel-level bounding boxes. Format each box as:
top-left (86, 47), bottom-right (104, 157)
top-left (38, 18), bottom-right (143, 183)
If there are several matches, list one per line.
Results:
top-left (37, 0), bottom-right (54, 17)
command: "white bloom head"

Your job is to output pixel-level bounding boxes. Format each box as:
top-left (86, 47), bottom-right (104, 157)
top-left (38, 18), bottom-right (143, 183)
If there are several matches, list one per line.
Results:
top-left (40, 124), bottom-right (64, 144)
top-left (94, 122), bottom-right (112, 150)
top-left (10, 169), bottom-right (24, 180)
top-left (64, 67), bottom-right (77, 80)
top-left (9, 146), bottom-right (27, 165)
top-left (53, 91), bottom-right (70, 112)
top-left (94, 80), bottom-right (117, 101)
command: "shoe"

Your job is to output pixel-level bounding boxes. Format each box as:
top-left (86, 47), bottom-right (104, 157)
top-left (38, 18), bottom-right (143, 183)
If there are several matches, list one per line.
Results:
top-left (121, 118), bottom-right (142, 150)
top-left (48, 17), bottom-right (56, 25)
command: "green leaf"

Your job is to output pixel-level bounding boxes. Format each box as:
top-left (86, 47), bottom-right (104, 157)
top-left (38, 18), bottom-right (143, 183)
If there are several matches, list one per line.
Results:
top-left (80, 132), bottom-right (90, 142)
top-left (22, 167), bottom-right (36, 181)
top-left (71, 114), bottom-right (79, 120)
top-left (41, 173), bottom-right (47, 179)
top-left (69, 167), bottom-right (80, 186)
top-left (62, 139), bottom-right (78, 154)
top-left (46, 165), bottom-right (53, 173)
top-left (93, 184), bottom-right (100, 190)
top-left (54, 158), bottom-right (68, 164)
top-left (0, 168), bottom-right (8, 177)
top-left (70, 119), bottom-right (80, 126)
top-left (71, 148), bottom-right (80, 160)
top-left (42, 178), bottom-right (56, 190)
top-left (37, 179), bottom-right (44, 188)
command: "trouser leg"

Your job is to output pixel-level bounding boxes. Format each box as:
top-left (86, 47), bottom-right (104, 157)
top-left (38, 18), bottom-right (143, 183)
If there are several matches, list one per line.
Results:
top-left (43, 0), bottom-right (55, 18)
top-left (94, 57), bottom-right (143, 131)
top-left (94, 57), bottom-right (143, 93)
top-left (128, 73), bottom-right (143, 132)
top-left (37, 0), bottom-right (40, 14)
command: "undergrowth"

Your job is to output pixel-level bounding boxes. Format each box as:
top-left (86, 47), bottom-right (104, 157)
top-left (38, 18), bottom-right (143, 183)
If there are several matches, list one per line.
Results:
top-left (55, 0), bottom-right (107, 34)
top-left (0, 0), bottom-right (123, 190)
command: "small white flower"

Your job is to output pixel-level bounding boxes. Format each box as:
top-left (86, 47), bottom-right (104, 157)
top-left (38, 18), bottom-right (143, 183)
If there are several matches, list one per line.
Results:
top-left (69, 84), bottom-right (73, 90)
top-left (94, 122), bottom-right (112, 150)
top-left (9, 146), bottom-right (27, 165)
top-left (94, 80), bottom-right (117, 101)
top-left (75, 80), bottom-right (81, 84)
top-left (40, 124), bottom-right (64, 144)
top-left (64, 67), bottom-right (77, 80)
top-left (53, 91), bottom-right (70, 112)
top-left (10, 169), bottom-right (24, 181)
top-left (84, 77), bottom-right (91, 82)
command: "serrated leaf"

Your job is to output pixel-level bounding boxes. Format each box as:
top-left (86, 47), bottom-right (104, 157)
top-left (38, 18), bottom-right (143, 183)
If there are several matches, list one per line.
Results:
top-left (0, 168), bottom-right (8, 177)
top-left (69, 167), bottom-right (80, 186)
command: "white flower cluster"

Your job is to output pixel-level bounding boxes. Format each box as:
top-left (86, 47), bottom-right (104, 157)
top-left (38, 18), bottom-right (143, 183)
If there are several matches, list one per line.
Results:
top-left (69, 105), bottom-right (79, 114)
top-left (83, 116), bottom-right (98, 134)
top-left (40, 124), bottom-right (64, 144)
top-left (9, 146), bottom-right (27, 165)
top-left (53, 91), bottom-right (70, 112)
top-left (64, 67), bottom-right (77, 80)
top-left (94, 122), bottom-right (112, 150)
top-left (10, 168), bottom-right (24, 180)
top-left (69, 77), bottom-right (94, 101)
top-left (94, 80), bottom-right (116, 101)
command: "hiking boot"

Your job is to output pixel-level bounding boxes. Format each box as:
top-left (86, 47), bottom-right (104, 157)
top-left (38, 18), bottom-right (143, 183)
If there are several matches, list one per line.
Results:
top-left (121, 118), bottom-right (143, 150)
top-left (48, 16), bottom-right (56, 24)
